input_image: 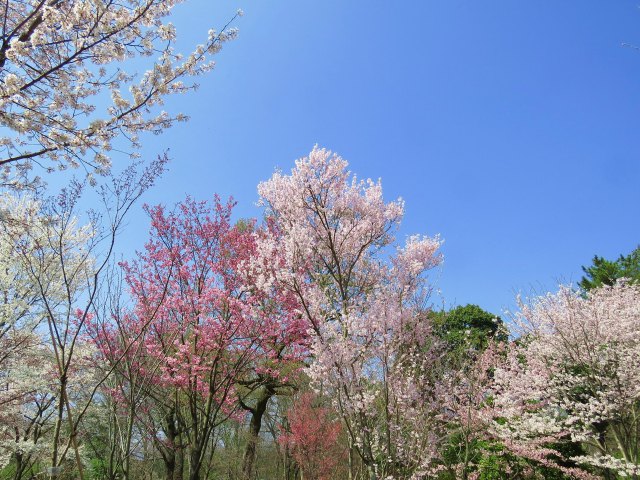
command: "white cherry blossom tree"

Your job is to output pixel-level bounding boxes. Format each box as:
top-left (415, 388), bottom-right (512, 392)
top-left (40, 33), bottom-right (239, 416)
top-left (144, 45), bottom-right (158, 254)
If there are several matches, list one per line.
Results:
top-left (487, 282), bottom-right (640, 479)
top-left (0, 156), bottom-right (166, 480)
top-left (0, 191), bottom-right (93, 476)
top-left (0, 0), bottom-right (241, 187)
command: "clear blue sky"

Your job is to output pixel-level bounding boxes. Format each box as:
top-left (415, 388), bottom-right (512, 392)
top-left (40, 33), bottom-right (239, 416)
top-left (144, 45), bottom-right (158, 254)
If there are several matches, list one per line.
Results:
top-left (119, 1), bottom-right (640, 316)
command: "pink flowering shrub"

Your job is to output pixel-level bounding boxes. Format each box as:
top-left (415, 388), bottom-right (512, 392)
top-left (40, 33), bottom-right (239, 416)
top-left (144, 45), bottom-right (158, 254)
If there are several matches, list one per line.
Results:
top-left (279, 392), bottom-right (345, 480)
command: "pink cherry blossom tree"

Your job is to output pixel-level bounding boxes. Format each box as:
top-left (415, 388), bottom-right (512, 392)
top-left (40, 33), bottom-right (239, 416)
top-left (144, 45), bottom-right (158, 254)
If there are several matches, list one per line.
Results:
top-left (117, 196), bottom-right (253, 480)
top-left (84, 280), bottom-right (169, 480)
top-left (279, 391), bottom-right (345, 480)
top-left (112, 195), bottom-right (309, 480)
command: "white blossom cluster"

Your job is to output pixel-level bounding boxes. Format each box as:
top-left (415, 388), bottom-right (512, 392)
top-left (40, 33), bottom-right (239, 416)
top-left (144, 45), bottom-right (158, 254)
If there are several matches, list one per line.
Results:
top-left (487, 282), bottom-right (640, 478)
top-left (0, 0), bottom-right (240, 187)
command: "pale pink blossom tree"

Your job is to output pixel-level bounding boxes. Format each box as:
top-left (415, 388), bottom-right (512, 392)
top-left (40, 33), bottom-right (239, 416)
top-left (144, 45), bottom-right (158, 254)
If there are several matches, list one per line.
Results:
top-left (256, 146), bottom-right (443, 479)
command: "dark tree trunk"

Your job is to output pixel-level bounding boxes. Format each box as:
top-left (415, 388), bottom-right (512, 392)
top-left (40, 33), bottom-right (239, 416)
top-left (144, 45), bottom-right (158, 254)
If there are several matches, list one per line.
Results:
top-left (161, 409), bottom-right (182, 480)
top-left (241, 387), bottom-right (274, 480)
top-left (175, 446), bottom-right (184, 480)
top-left (13, 452), bottom-right (26, 480)
top-left (164, 453), bottom-right (176, 480)
top-left (188, 447), bottom-right (202, 480)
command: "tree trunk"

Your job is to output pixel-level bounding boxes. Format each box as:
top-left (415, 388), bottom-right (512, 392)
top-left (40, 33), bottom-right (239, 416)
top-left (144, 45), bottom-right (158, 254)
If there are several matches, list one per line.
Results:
top-left (189, 446), bottom-right (204, 480)
top-left (162, 409), bottom-right (181, 480)
top-left (241, 387), bottom-right (273, 480)
top-left (164, 453), bottom-right (176, 480)
top-left (175, 445), bottom-right (185, 480)
top-left (13, 452), bottom-right (26, 480)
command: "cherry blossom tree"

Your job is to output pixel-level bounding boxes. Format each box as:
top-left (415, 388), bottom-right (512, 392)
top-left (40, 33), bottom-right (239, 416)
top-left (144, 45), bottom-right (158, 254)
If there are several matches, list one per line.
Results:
top-left (0, 0), bottom-right (241, 187)
top-left (0, 337), bottom-right (57, 477)
top-left (0, 191), bottom-right (92, 477)
top-left (279, 391), bottom-right (345, 480)
top-left (0, 195), bottom-right (39, 364)
top-left (113, 196), bottom-right (248, 480)
top-left (84, 273), bottom-right (169, 480)
top-left (111, 196), bottom-right (308, 480)
top-left (256, 146), bottom-right (443, 479)
top-left (0, 156), bottom-right (166, 479)
top-left (237, 220), bottom-right (310, 480)
top-left (486, 282), bottom-right (640, 479)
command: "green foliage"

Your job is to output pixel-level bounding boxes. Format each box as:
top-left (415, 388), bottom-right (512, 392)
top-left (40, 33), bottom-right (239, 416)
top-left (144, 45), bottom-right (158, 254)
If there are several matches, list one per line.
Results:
top-left (432, 304), bottom-right (507, 354)
top-left (235, 217), bottom-right (256, 233)
top-left (475, 441), bottom-right (521, 480)
top-left (436, 438), bottom-right (580, 480)
top-left (88, 457), bottom-right (109, 480)
top-left (476, 443), bottom-right (507, 480)
top-left (579, 245), bottom-right (640, 291)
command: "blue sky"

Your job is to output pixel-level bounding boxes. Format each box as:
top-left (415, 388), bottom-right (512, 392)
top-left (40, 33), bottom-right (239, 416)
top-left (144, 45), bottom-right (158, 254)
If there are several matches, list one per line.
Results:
top-left (117, 1), bottom-right (640, 316)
